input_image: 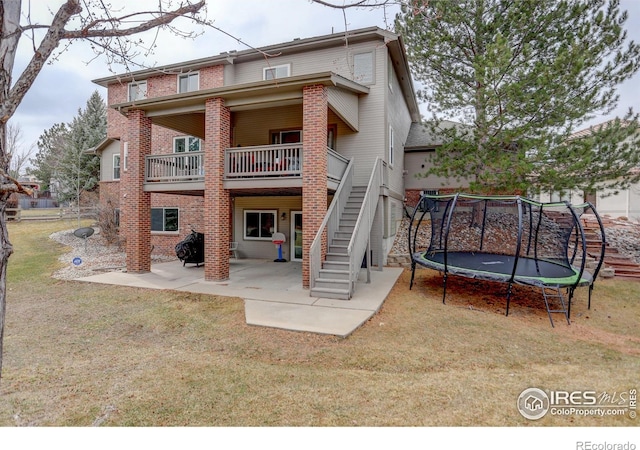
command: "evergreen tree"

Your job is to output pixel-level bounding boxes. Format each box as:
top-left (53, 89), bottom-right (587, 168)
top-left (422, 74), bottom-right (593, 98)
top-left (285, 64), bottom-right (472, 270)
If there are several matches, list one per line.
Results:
top-left (29, 122), bottom-right (69, 192)
top-left (396, 0), bottom-right (640, 194)
top-left (54, 90), bottom-right (105, 203)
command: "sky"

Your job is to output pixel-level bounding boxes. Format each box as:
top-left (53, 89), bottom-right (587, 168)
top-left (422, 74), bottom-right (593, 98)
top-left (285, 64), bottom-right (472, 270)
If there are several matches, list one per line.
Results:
top-left (10, 0), bottom-right (640, 160)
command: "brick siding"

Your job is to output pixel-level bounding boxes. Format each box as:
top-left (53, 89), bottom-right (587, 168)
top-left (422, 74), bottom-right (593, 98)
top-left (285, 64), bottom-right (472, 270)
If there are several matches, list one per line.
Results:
top-left (302, 85), bottom-right (328, 288)
top-left (203, 97), bottom-right (231, 281)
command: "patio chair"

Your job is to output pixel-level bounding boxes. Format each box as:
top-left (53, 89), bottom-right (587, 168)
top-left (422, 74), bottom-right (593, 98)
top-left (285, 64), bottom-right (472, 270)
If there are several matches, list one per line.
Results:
top-left (230, 242), bottom-right (239, 259)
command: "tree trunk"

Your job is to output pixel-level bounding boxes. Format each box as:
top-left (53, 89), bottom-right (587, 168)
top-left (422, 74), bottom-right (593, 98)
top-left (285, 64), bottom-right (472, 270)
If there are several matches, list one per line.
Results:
top-left (0, 0), bottom-right (22, 382)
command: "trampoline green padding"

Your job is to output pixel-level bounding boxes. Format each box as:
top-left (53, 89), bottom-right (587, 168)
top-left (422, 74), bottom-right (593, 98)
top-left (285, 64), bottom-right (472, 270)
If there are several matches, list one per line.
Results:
top-left (408, 193), bottom-right (606, 326)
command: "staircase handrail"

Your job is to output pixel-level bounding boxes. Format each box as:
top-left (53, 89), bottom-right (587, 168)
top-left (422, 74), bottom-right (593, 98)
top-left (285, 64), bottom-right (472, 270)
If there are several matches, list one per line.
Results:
top-left (309, 158), bottom-right (354, 290)
top-left (346, 157), bottom-right (383, 297)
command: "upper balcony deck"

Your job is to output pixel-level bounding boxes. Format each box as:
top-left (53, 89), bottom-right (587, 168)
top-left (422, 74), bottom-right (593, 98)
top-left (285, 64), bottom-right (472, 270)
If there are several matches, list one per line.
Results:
top-left (143, 143), bottom-right (349, 194)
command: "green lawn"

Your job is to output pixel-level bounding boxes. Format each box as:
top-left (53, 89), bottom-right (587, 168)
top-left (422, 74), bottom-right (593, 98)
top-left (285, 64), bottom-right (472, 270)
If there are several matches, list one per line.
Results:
top-left (0, 220), bottom-right (638, 427)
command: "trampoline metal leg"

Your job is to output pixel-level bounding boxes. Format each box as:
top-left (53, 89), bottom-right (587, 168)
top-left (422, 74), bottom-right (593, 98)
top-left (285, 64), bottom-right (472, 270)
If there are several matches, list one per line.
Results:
top-left (567, 288), bottom-right (574, 319)
top-left (506, 283), bottom-right (513, 316)
top-left (588, 284), bottom-right (593, 310)
top-left (409, 263), bottom-right (416, 290)
top-left (442, 272), bottom-right (448, 304)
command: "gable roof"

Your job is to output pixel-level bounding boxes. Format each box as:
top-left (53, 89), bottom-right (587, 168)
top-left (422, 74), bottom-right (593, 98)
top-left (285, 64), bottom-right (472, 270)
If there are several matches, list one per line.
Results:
top-left (405, 120), bottom-right (469, 151)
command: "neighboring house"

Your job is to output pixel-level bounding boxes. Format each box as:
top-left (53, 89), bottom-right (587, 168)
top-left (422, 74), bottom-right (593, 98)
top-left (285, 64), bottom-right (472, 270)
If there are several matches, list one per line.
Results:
top-left (537, 119), bottom-right (640, 220)
top-left (403, 120), bottom-right (470, 205)
top-left (92, 26), bottom-right (420, 299)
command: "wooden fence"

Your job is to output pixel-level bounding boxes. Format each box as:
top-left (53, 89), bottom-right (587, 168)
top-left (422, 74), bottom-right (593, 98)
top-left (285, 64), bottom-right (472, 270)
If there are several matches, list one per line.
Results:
top-left (6, 207), bottom-right (97, 222)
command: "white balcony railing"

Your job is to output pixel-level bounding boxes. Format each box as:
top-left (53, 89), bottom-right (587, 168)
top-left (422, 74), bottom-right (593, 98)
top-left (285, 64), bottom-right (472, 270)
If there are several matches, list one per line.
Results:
top-left (146, 152), bottom-right (204, 182)
top-left (225, 144), bottom-right (302, 179)
top-left (144, 145), bottom-right (350, 184)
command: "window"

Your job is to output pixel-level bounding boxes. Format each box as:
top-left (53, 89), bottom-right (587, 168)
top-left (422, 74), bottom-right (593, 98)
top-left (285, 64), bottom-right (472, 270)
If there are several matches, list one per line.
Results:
top-left (353, 52), bottom-right (374, 84)
top-left (113, 155), bottom-right (121, 180)
top-left (178, 72), bottom-right (199, 93)
top-left (388, 126), bottom-right (395, 166)
top-left (244, 210), bottom-right (276, 240)
top-left (263, 64), bottom-right (291, 80)
top-left (128, 81), bottom-right (147, 101)
top-left (151, 208), bottom-right (179, 232)
top-left (123, 142), bottom-right (128, 172)
top-left (174, 136), bottom-right (201, 153)
top-left (271, 130), bottom-right (301, 145)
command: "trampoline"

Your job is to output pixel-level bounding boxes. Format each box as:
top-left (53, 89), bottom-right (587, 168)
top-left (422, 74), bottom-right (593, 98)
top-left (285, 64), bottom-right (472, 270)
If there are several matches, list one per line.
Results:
top-left (408, 193), bottom-right (606, 326)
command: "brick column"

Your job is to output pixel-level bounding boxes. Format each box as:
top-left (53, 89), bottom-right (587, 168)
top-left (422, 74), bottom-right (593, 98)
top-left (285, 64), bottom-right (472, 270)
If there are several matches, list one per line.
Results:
top-left (302, 85), bottom-right (328, 288)
top-left (123, 109), bottom-right (152, 273)
top-left (204, 97), bottom-right (231, 281)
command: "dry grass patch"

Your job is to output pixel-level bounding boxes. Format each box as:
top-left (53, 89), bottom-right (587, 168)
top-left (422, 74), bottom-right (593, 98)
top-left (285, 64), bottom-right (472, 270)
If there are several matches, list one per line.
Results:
top-left (0, 221), bottom-right (638, 426)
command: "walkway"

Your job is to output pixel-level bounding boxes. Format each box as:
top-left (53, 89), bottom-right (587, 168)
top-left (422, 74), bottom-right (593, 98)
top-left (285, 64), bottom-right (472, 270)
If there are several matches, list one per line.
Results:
top-left (75, 259), bottom-right (403, 337)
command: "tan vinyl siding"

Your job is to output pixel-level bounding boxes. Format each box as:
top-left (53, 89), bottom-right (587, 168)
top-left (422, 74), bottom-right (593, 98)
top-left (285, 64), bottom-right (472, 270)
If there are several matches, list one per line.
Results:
top-left (386, 53), bottom-right (413, 196)
top-left (233, 106), bottom-right (303, 147)
top-left (404, 152), bottom-right (469, 190)
top-left (335, 45), bottom-right (388, 185)
top-left (229, 41), bottom-right (381, 86)
top-left (327, 87), bottom-right (359, 131)
top-left (233, 197), bottom-right (303, 260)
top-left (100, 140), bottom-right (122, 181)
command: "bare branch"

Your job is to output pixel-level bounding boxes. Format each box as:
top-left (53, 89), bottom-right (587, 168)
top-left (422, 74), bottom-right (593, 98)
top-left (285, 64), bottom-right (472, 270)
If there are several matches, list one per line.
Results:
top-left (311, 0), bottom-right (399, 9)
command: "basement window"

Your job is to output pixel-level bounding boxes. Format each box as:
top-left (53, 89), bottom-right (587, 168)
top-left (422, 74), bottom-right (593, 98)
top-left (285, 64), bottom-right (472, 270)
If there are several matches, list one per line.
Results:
top-left (151, 208), bottom-right (179, 233)
top-left (244, 210), bottom-right (276, 240)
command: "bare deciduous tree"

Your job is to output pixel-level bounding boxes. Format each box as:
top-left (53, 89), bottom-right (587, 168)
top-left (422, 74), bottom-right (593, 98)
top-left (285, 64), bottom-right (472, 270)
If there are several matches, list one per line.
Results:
top-left (0, 0), bottom-right (206, 380)
top-left (7, 122), bottom-right (35, 179)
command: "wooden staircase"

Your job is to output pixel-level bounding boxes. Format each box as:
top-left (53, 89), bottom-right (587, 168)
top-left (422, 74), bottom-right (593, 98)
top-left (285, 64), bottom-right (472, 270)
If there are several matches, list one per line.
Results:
top-left (310, 186), bottom-right (367, 299)
top-left (582, 216), bottom-right (640, 280)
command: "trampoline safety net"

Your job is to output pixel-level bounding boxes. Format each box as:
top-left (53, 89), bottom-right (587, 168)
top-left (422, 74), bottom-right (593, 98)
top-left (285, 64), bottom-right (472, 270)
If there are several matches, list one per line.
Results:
top-left (408, 193), bottom-right (607, 326)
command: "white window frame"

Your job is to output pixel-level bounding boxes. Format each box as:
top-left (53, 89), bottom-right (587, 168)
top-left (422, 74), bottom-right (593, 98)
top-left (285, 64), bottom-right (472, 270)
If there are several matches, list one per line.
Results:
top-left (128, 80), bottom-right (147, 101)
top-left (178, 72), bottom-right (199, 93)
top-left (151, 207), bottom-right (179, 233)
top-left (353, 51), bottom-right (374, 84)
top-left (388, 126), bottom-right (395, 167)
top-left (244, 210), bottom-right (277, 241)
top-left (113, 154), bottom-right (121, 180)
top-left (173, 136), bottom-right (201, 153)
top-left (263, 64), bottom-right (291, 81)
top-left (123, 142), bottom-right (128, 172)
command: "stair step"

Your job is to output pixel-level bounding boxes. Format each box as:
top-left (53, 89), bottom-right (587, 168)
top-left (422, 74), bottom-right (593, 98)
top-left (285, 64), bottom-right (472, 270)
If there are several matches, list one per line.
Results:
top-left (328, 245), bottom-right (348, 254)
top-left (326, 252), bottom-right (349, 262)
top-left (334, 231), bottom-right (353, 239)
top-left (310, 287), bottom-right (351, 300)
top-left (322, 260), bottom-right (349, 270)
top-left (319, 269), bottom-right (350, 280)
top-left (331, 237), bottom-right (350, 245)
top-left (313, 278), bottom-right (350, 289)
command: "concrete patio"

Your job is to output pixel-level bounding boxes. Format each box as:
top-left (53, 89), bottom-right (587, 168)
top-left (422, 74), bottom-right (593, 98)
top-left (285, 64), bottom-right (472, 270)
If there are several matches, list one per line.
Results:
top-left (75, 259), bottom-right (403, 337)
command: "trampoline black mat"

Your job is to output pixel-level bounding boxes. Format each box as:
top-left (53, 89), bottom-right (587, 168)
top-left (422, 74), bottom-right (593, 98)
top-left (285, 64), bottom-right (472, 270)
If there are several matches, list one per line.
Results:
top-left (413, 251), bottom-right (592, 287)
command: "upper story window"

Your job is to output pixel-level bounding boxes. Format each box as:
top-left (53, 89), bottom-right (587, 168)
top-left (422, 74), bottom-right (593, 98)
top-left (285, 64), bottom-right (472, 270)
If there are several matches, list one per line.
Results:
top-left (353, 51), bottom-right (374, 84)
top-left (128, 81), bottom-right (147, 101)
top-left (174, 136), bottom-right (201, 153)
top-left (263, 64), bottom-right (291, 80)
top-left (178, 72), bottom-right (199, 93)
top-left (113, 154), bottom-right (121, 180)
